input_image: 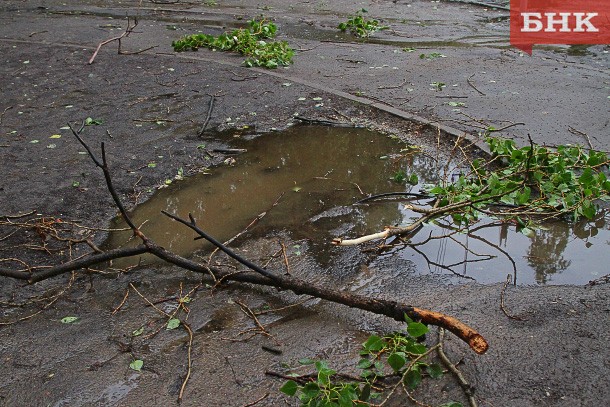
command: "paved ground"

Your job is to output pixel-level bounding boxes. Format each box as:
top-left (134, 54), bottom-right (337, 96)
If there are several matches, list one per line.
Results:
top-left (0, 1), bottom-right (608, 406)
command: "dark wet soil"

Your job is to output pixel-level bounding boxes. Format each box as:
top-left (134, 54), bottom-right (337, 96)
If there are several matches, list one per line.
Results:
top-left (0, 1), bottom-right (608, 407)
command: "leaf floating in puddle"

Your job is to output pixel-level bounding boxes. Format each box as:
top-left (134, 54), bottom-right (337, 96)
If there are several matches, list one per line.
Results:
top-left (61, 316), bottom-right (79, 324)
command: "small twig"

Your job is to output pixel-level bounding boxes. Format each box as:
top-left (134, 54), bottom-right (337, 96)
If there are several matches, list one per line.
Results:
top-left (279, 242), bottom-right (291, 275)
top-left (1, 210), bottom-right (36, 220)
top-left (500, 274), bottom-right (525, 321)
top-left (437, 328), bottom-right (478, 407)
top-left (111, 288), bottom-right (130, 314)
top-left (0, 272), bottom-right (76, 326)
top-left (466, 74), bottom-right (485, 96)
top-left (205, 192), bottom-right (284, 265)
top-left (234, 299), bottom-right (278, 343)
top-left (132, 118), bottom-right (174, 123)
top-left (240, 392), bottom-right (270, 407)
top-left (378, 78), bottom-right (408, 89)
top-left (487, 122), bottom-right (526, 132)
top-left (119, 45), bottom-right (157, 55)
top-left (178, 322), bottom-right (194, 403)
top-left (28, 30), bottom-right (48, 37)
top-left (128, 283), bottom-right (171, 318)
top-left (198, 94), bottom-right (216, 136)
top-left (568, 126), bottom-right (594, 149)
top-left (89, 17), bottom-right (138, 64)
top-left (0, 105), bottom-right (13, 125)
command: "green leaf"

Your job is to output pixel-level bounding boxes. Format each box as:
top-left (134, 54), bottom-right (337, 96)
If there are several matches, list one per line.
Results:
top-left (61, 316), bottom-right (79, 324)
top-left (279, 380), bottom-right (299, 396)
top-left (581, 200), bottom-right (596, 220)
top-left (166, 318), bottom-right (181, 330)
top-left (404, 342), bottom-right (427, 354)
top-left (132, 326), bottom-right (145, 336)
top-left (357, 358), bottom-right (373, 369)
top-left (363, 335), bottom-right (384, 352)
top-left (408, 173), bottom-right (419, 186)
top-left (84, 117), bottom-right (103, 126)
top-left (338, 387), bottom-right (356, 407)
top-left (439, 403), bottom-right (463, 407)
top-left (404, 368), bottom-right (422, 390)
top-left (407, 321), bottom-right (428, 338)
top-left (387, 352), bottom-right (407, 372)
top-left (129, 359), bottom-right (143, 371)
top-left (299, 357), bottom-right (316, 365)
top-left (427, 363), bottom-right (444, 379)
top-left (300, 382), bottom-right (320, 399)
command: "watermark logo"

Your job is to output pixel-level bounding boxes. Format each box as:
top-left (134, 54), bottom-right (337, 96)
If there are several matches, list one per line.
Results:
top-left (510, 0), bottom-right (610, 54)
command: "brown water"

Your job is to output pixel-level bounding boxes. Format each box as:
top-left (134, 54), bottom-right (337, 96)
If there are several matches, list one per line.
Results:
top-left (106, 125), bottom-right (610, 286)
top-left (105, 125), bottom-right (438, 262)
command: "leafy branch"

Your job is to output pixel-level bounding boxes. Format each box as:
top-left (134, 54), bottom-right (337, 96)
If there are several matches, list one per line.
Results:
top-left (172, 18), bottom-right (294, 68)
top-left (334, 136), bottom-right (610, 245)
top-left (338, 9), bottom-right (388, 38)
top-left (280, 318), bottom-right (464, 406)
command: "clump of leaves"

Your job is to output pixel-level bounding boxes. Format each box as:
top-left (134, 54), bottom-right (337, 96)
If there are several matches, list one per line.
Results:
top-left (338, 9), bottom-right (388, 38)
top-left (357, 317), bottom-right (443, 391)
top-left (419, 52), bottom-right (446, 59)
top-left (172, 18), bottom-right (294, 69)
top-left (281, 316), bottom-right (457, 406)
top-left (426, 136), bottom-right (610, 227)
top-left (281, 360), bottom-right (375, 406)
top-left (392, 170), bottom-right (418, 185)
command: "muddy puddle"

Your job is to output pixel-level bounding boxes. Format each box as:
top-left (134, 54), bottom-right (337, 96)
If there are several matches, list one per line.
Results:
top-left (106, 125), bottom-right (610, 286)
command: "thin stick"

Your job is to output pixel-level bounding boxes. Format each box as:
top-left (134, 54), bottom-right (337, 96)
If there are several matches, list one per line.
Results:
top-left (500, 274), bottom-right (525, 321)
top-left (568, 126), bottom-right (594, 149)
top-left (280, 242), bottom-right (291, 275)
top-left (240, 393), bottom-right (270, 407)
top-left (437, 328), bottom-right (478, 407)
top-left (467, 74), bottom-right (485, 96)
top-left (488, 122), bottom-right (526, 132)
top-left (89, 17), bottom-right (138, 64)
top-left (198, 94), bottom-right (215, 136)
top-left (129, 283), bottom-right (171, 318)
top-left (112, 288), bottom-right (130, 314)
top-left (0, 272), bottom-right (75, 326)
top-left (178, 322), bottom-right (194, 403)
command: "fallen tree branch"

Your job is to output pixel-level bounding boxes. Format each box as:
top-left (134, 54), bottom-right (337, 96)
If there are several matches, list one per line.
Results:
top-left (0, 124), bottom-right (489, 355)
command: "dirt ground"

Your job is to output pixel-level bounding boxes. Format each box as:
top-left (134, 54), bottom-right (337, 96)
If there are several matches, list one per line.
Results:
top-left (0, 1), bottom-right (608, 406)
